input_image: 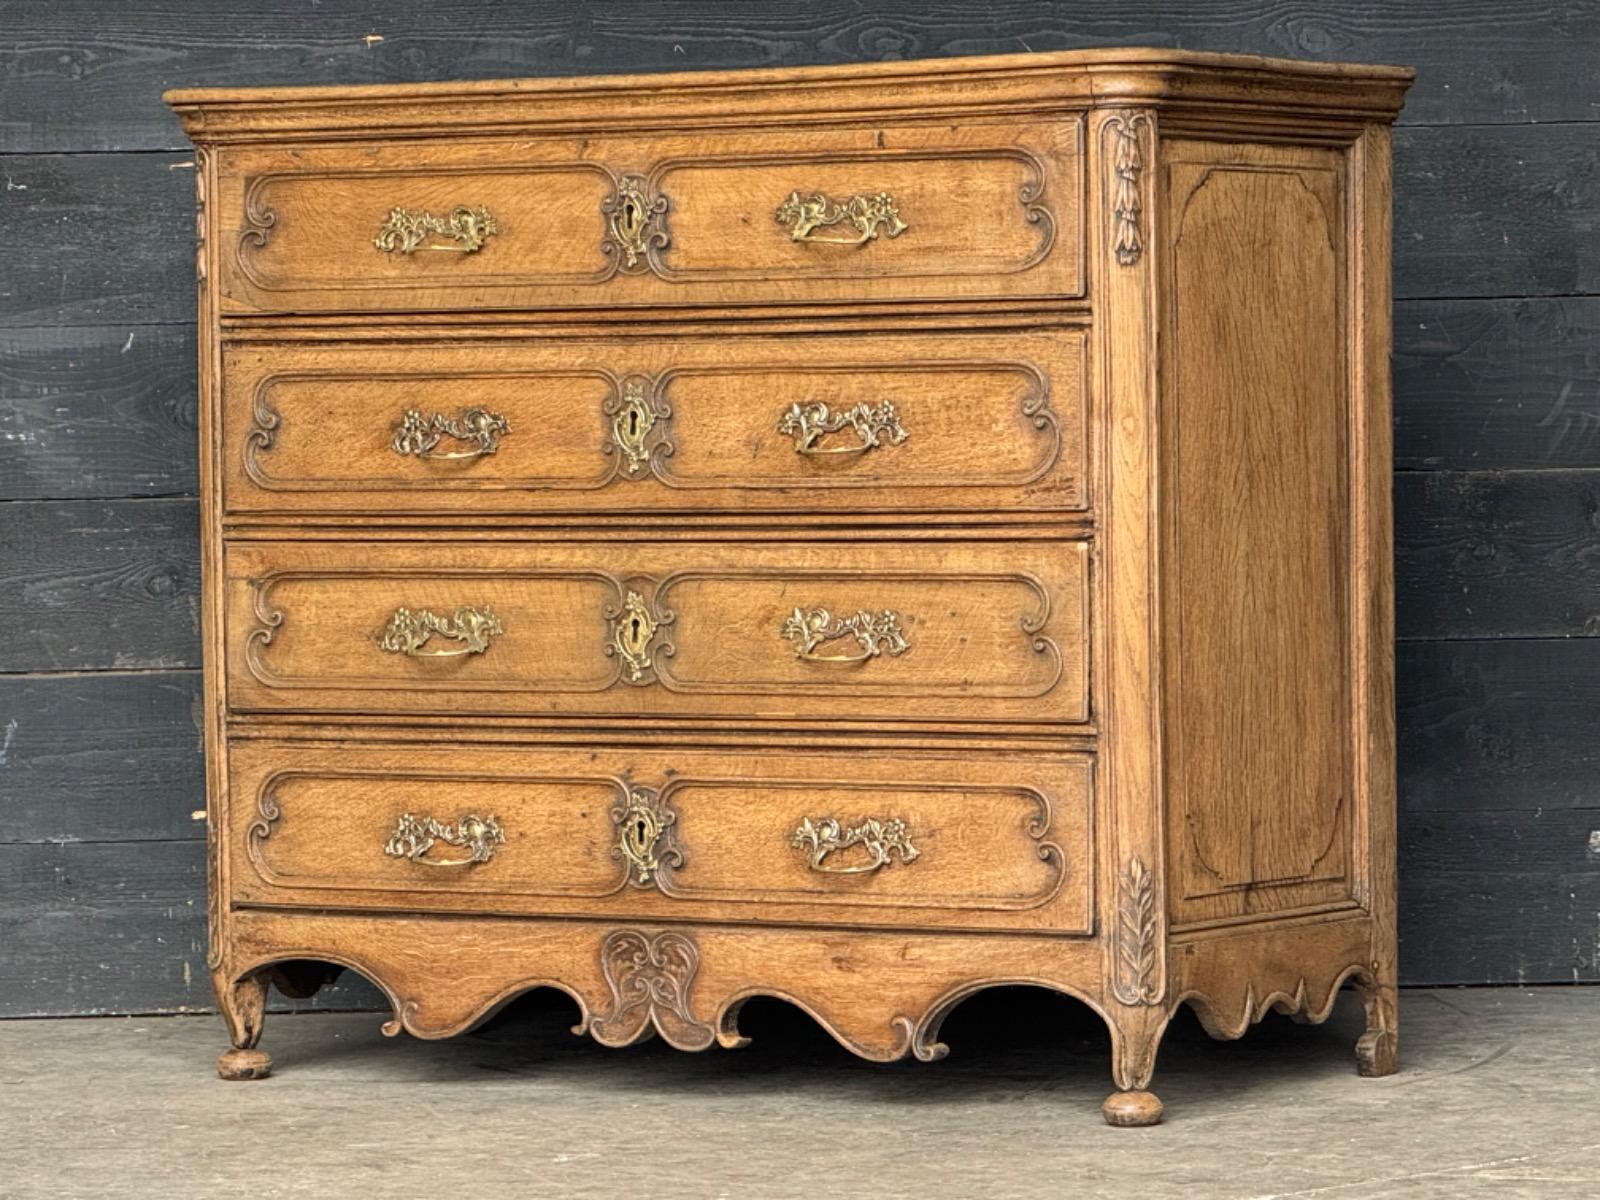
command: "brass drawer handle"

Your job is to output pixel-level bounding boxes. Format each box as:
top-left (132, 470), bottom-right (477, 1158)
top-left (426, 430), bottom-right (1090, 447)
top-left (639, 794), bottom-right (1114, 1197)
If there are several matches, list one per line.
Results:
top-left (379, 606), bottom-right (503, 657)
top-left (374, 205), bottom-right (498, 254)
top-left (393, 408), bottom-right (511, 460)
top-left (779, 400), bottom-right (908, 458)
top-left (782, 606), bottom-right (909, 665)
top-left (775, 191), bottom-right (907, 246)
top-left (384, 812), bottom-right (503, 868)
top-left (792, 816), bottom-right (919, 874)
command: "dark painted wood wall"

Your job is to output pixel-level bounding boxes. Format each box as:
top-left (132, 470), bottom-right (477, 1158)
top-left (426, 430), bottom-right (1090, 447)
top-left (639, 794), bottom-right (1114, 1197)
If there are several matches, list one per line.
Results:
top-left (2, 2), bottom-right (1597, 1016)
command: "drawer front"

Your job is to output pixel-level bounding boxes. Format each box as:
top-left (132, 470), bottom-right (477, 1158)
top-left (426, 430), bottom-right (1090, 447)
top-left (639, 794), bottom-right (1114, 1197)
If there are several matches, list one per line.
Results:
top-left (225, 539), bottom-right (1089, 726)
top-left (225, 331), bottom-right (1086, 516)
top-left (214, 119), bottom-right (1083, 314)
top-left (229, 741), bottom-right (1093, 935)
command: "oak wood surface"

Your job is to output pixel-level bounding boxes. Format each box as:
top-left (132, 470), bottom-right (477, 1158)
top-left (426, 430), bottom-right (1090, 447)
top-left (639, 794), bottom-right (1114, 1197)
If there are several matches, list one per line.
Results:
top-left (222, 330), bottom-right (1086, 516)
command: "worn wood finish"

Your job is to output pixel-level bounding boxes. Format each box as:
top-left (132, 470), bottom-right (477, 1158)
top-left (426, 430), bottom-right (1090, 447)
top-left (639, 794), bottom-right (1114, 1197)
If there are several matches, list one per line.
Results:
top-left (230, 741), bottom-right (1092, 935)
top-left (223, 538), bottom-right (1089, 725)
top-left (223, 330), bottom-right (1085, 516)
top-left (0, 498), bottom-right (200, 673)
top-left (0, 325), bottom-right (198, 501)
top-left (165, 50), bottom-right (1408, 1126)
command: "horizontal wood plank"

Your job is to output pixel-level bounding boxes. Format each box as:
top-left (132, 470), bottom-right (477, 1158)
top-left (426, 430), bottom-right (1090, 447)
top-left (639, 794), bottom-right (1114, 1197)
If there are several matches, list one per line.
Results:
top-left (0, 153), bottom-right (194, 329)
top-left (0, 324), bottom-right (198, 500)
top-left (1399, 806), bottom-right (1600, 985)
top-left (0, 671), bottom-right (203, 844)
top-left (0, 498), bottom-right (200, 672)
top-left (0, 840), bottom-right (382, 1016)
top-left (1395, 469), bottom-right (1600, 641)
top-left (1395, 297), bottom-right (1600, 471)
top-left (1, 0), bottom-right (1593, 152)
top-left (1399, 638), bottom-right (1600, 815)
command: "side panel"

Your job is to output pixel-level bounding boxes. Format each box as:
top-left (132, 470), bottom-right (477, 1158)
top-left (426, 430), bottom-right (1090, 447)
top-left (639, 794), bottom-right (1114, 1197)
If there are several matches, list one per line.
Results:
top-left (1159, 137), bottom-right (1361, 927)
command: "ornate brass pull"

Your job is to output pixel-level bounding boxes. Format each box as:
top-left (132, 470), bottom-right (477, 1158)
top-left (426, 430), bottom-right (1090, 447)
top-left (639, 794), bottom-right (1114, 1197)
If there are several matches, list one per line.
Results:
top-left (384, 812), bottom-right (504, 868)
top-left (781, 606), bottom-right (910, 665)
top-left (774, 191), bottom-right (907, 246)
top-left (374, 205), bottom-right (498, 254)
top-left (778, 400), bottom-right (907, 458)
top-left (792, 816), bottom-right (919, 874)
top-left (392, 408), bottom-right (511, 460)
top-left (379, 606), bottom-right (503, 657)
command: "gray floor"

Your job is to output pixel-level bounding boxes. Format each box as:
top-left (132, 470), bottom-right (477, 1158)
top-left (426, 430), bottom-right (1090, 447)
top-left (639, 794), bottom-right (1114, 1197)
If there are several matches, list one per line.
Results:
top-left (0, 987), bottom-right (1595, 1199)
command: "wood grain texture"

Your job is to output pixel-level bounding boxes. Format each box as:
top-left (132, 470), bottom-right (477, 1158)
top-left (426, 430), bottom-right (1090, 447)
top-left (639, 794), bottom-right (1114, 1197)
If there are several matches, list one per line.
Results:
top-left (0, 670), bottom-right (203, 844)
top-left (1400, 806), bottom-right (1600, 985)
top-left (0, 498), bottom-right (200, 672)
top-left (1394, 298), bottom-right (1600, 471)
top-left (1395, 469), bottom-right (1600, 640)
top-left (0, 324), bottom-right (198, 501)
top-left (0, 155), bottom-right (194, 329)
top-left (0, 0), bottom-right (1580, 152)
top-left (1159, 138), bottom-right (1356, 927)
top-left (163, 54), bottom-right (1409, 1123)
top-left (1398, 637), bottom-right (1600, 813)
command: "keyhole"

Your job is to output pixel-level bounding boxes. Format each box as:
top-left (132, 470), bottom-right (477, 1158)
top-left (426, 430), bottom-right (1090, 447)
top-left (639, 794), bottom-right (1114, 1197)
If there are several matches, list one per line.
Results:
top-left (633, 817), bottom-right (648, 845)
top-left (623, 198), bottom-right (639, 228)
top-left (630, 616), bottom-right (642, 641)
top-left (628, 409), bottom-right (640, 438)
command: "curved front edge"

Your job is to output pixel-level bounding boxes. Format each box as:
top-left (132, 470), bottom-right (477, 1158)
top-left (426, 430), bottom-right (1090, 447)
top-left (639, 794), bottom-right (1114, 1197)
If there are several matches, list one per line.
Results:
top-left (225, 911), bottom-right (1104, 1064)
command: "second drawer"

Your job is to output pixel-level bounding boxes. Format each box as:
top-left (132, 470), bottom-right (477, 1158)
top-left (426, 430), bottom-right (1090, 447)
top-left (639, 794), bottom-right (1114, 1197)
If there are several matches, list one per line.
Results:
top-left (226, 538), bottom-right (1089, 726)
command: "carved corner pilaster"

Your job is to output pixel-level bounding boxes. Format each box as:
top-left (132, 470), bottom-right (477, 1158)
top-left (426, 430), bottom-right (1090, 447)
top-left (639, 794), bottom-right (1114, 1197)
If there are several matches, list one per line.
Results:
top-left (1111, 855), bottom-right (1162, 1005)
top-left (590, 929), bottom-right (715, 1051)
top-left (1105, 114), bottom-right (1150, 267)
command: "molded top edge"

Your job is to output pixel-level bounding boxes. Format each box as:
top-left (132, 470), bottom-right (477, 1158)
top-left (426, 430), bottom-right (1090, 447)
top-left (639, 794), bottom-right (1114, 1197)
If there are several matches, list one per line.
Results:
top-left (163, 47), bottom-right (1412, 114)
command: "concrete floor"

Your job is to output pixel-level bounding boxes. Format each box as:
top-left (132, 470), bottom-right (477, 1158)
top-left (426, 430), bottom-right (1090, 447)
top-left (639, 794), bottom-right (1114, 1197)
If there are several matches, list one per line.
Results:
top-left (0, 987), bottom-right (1595, 1199)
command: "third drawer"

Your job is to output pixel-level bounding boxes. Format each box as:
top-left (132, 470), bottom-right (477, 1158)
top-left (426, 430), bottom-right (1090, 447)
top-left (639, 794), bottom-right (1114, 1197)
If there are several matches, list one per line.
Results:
top-left (226, 537), bottom-right (1089, 726)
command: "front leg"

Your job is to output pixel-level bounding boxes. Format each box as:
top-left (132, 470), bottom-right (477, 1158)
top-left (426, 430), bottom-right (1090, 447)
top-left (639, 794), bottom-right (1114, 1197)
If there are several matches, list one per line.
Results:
top-left (1101, 1003), bottom-right (1170, 1127)
top-left (215, 967), bottom-right (272, 1080)
top-left (1353, 971), bottom-right (1398, 1077)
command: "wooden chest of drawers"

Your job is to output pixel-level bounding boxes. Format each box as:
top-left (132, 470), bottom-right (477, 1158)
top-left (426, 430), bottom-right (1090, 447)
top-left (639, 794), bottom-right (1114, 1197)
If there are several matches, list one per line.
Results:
top-left (166, 48), bottom-right (1410, 1125)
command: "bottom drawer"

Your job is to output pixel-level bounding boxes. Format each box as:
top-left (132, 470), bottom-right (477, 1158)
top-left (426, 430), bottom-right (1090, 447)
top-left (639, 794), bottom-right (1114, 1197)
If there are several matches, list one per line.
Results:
top-left (228, 741), bottom-right (1094, 935)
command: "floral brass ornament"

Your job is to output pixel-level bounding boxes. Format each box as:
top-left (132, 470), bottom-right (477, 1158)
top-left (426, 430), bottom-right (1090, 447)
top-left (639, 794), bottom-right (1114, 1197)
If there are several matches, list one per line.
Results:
top-left (601, 174), bottom-right (669, 273)
top-left (612, 784), bottom-right (682, 889)
top-left (781, 606), bottom-right (910, 665)
top-left (775, 190), bottom-right (907, 246)
top-left (792, 816), bottom-right (920, 874)
top-left (384, 812), bottom-right (504, 868)
top-left (378, 605), bottom-right (503, 658)
top-left (606, 591), bottom-right (664, 684)
top-left (392, 408), bottom-right (511, 460)
top-left (373, 205), bottom-right (498, 254)
top-left (778, 400), bottom-right (908, 458)
top-left (1113, 854), bottom-right (1161, 1004)
top-left (1107, 115), bottom-right (1148, 267)
top-left (590, 929), bottom-right (715, 1050)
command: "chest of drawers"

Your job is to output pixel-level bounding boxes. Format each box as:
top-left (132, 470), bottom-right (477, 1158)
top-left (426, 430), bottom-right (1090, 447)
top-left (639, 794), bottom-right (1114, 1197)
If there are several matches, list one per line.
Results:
top-left (166, 49), bottom-right (1410, 1125)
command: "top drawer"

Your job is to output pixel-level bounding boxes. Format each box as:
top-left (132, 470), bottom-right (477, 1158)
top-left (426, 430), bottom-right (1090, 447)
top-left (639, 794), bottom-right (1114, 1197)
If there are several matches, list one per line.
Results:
top-left (213, 118), bottom-right (1083, 315)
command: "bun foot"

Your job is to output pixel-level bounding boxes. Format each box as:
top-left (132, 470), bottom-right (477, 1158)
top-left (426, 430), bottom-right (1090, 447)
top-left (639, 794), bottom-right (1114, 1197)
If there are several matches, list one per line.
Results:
top-left (1356, 1028), bottom-right (1397, 1077)
top-left (217, 1048), bottom-right (272, 1081)
top-left (1102, 1089), bottom-right (1163, 1127)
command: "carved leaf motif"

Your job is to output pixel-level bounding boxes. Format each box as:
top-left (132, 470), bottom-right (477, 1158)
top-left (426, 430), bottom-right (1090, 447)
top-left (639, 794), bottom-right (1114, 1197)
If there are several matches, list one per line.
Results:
top-left (591, 929), bottom-right (714, 1051)
top-left (1108, 115), bottom-right (1147, 267)
top-left (1113, 855), bottom-right (1160, 1005)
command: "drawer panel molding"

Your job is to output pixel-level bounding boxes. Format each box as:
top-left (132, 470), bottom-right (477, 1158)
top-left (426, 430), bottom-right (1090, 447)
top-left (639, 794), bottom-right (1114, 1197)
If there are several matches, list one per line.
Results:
top-left (234, 744), bottom-right (1092, 934)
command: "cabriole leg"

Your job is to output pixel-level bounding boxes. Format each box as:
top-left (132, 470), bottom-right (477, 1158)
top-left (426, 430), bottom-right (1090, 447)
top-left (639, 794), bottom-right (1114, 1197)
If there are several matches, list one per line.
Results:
top-left (215, 968), bottom-right (272, 1081)
top-left (1353, 972), bottom-right (1398, 1077)
top-left (1102, 1005), bottom-right (1168, 1127)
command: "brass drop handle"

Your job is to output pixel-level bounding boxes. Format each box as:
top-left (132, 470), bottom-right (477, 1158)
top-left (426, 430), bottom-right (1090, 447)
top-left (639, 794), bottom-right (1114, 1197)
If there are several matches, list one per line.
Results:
top-left (778, 401), bottom-right (908, 458)
top-left (774, 191), bottom-right (907, 246)
top-left (385, 812), bottom-right (504, 868)
top-left (379, 606), bottom-right (503, 658)
top-left (374, 205), bottom-right (498, 254)
top-left (393, 408), bottom-right (510, 460)
top-left (781, 606), bottom-right (909, 665)
top-left (792, 816), bottom-right (919, 874)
